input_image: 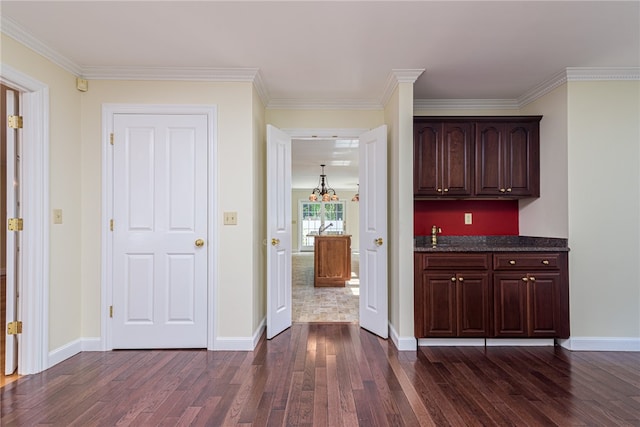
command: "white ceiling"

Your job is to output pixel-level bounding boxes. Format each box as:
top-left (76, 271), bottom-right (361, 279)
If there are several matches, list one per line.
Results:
top-left (2, 1), bottom-right (638, 190)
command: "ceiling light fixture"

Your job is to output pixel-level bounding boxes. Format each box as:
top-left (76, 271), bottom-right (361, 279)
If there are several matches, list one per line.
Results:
top-left (309, 164), bottom-right (338, 202)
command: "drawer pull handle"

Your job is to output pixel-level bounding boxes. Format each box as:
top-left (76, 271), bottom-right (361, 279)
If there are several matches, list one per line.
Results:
top-left (542, 260), bottom-right (550, 265)
top-left (509, 260), bottom-right (516, 265)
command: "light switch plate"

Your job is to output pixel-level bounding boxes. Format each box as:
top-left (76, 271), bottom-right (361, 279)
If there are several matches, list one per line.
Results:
top-left (53, 209), bottom-right (63, 224)
top-left (464, 212), bottom-right (472, 225)
top-left (224, 211), bottom-right (237, 225)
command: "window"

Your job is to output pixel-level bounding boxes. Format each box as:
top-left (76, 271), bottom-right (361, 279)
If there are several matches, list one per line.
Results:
top-left (299, 201), bottom-right (346, 251)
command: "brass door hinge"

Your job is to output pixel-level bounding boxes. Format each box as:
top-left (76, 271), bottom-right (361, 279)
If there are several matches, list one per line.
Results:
top-left (7, 321), bottom-right (22, 335)
top-left (109, 305), bottom-right (113, 318)
top-left (110, 133), bottom-right (114, 145)
top-left (8, 218), bottom-right (23, 231)
top-left (110, 219), bottom-right (114, 231)
top-left (8, 115), bottom-right (23, 129)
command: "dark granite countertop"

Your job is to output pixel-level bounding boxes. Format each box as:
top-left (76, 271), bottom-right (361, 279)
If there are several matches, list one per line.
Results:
top-left (414, 235), bottom-right (569, 252)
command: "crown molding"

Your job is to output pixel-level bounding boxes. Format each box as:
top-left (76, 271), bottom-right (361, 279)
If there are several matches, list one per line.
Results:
top-left (416, 67), bottom-right (640, 111)
top-left (81, 66), bottom-right (260, 82)
top-left (267, 99), bottom-right (382, 110)
top-left (414, 98), bottom-right (520, 111)
top-left (1, 17), bottom-right (83, 76)
top-left (380, 69), bottom-right (425, 107)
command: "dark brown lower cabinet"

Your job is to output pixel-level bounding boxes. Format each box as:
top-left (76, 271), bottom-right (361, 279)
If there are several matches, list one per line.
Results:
top-left (415, 251), bottom-right (570, 339)
top-left (493, 252), bottom-right (569, 338)
top-left (414, 253), bottom-right (490, 338)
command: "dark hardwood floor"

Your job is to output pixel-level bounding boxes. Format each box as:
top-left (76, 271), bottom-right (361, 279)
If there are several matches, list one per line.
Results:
top-left (1, 323), bottom-right (639, 426)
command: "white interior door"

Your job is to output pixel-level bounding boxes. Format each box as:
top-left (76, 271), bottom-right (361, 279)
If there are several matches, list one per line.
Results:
top-left (359, 125), bottom-right (388, 338)
top-left (266, 124), bottom-right (292, 339)
top-left (5, 89), bottom-right (19, 374)
top-left (112, 113), bottom-right (208, 349)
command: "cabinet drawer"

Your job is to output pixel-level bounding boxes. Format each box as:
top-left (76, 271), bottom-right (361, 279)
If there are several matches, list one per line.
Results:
top-left (418, 253), bottom-right (490, 270)
top-left (493, 253), bottom-right (561, 270)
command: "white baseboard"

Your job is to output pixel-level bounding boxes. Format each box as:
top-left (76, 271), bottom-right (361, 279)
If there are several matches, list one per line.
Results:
top-left (419, 338), bottom-right (486, 347)
top-left (81, 337), bottom-right (103, 351)
top-left (48, 338), bottom-right (82, 369)
top-left (559, 337), bottom-right (640, 352)
top-left (388, 323), bottom-right (417, 351)
top-left (214, 320), bottom-right (265, 351)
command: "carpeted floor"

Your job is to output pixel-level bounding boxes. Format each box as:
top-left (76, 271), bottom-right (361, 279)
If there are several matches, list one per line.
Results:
top-left (292, 252), bottom-right (359, 322)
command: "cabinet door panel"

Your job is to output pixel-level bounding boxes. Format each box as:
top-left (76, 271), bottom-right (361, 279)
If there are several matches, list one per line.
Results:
top-left (457, 273), bottom-right (489, 337)
top-left (442, 123), bottom-right (473, 196)
top-left (424, 273), bottom-right (457, 336)
top-left (475, 123), bottom-right (503, 196)
top-left (505, 122), bottom-right (539, 197)
top-left (494, 274), bottom-right (528, 337)
top-left (414, 124), bottom-right (440, 195)
top-left (528, 273), bottom-right (560, 337)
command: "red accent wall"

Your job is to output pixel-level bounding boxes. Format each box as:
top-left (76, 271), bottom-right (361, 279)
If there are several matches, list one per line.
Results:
top-left (414, 200), bottom-right (519, 236)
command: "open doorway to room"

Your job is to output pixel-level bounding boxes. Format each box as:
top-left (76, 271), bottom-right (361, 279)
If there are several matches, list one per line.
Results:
top-left (1, 84), bottom-right (20, 386)
top-left (290, 138), bottom-right (360, 323)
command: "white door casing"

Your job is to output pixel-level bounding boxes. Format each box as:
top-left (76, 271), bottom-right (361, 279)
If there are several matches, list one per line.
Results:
top-left (266, 124), bottom-right (292, 339)
top-left (5, 89), bottom-right (19, 374)
top-left (358, 125), bottom-right (388, 338)
top-left (111, 113), bottom-right (208, 349)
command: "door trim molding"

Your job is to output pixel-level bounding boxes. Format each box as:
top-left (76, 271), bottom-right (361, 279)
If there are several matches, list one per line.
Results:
top-left (0, 64), bottom-right (50, 375)
top-left (101, 104), bottom-right (218, 350)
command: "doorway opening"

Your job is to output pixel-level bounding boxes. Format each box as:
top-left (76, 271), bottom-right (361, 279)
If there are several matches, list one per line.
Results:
top-left (291, 138), bottom-right (360, 323)
top-left (1, 83), bottom-right (20, 386)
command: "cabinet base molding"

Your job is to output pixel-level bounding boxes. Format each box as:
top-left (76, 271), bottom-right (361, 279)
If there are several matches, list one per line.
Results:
top-left (418, 338), bottom-right (486, 347)
top-left (486, 338), bottom-right (554, 347)
top-left (418, 338), bottom-right (556, 347)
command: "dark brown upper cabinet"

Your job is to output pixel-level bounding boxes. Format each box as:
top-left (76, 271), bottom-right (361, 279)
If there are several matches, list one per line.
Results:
top-left (475, 118), bottom-right (540, 198)
top-left (414, 116), bottom-right (541, 199)
top-left (414, 120), bottom-right (473, 197)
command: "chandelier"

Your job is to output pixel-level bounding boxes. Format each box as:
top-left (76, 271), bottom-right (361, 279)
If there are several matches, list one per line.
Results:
top-left (309, 164), bottom-right (339, 202)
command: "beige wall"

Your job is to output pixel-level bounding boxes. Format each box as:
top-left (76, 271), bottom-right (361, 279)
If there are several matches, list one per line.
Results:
top-left (385, 83), bottom-right (416, 343)
top-left (252, 86), bottom-right (267, 334)
top-left (79, 79), bottom-right (259, 341)
top-left (1, 34), bottom-right (83, 351)
top-left (566, 81), bottom-right (640, 338)
top-left (520, 86), bottom-right (569, 238)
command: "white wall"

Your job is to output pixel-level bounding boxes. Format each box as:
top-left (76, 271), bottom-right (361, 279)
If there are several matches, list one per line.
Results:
top-left (566, 81), bottom-right (640, 341)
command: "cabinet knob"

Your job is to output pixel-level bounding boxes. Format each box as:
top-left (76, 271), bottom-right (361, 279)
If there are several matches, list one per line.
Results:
top-left (506, 188), bottom-right (512, 192)
top-left (542, 260), bottom-right (550, 265)
top-left (451, 277), bottom-right (456, 282)
top-left (530, 277), bottom-right (536, 281)
top-left (509, 260), bottom-right (516, 265)
top-left (500, 188), bottom-right (506, 193)
top-left (437, 188), bottom-right (443, 193)
top-left (458, 277), bottom-right (464, 282)
top-left (443, 188), bottom-right (449, 193)
top-left (522, 277), bottom-right (528, 282)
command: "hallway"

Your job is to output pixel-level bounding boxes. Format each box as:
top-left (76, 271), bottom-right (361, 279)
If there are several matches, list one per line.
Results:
top-left (292, 252), bottom-right (359, 322)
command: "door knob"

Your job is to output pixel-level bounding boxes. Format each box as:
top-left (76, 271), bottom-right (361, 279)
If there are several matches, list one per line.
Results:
top-left (375, 238), bottom-right (383, 246)
top-left (195, 238), bottom-right (205, 247)
top-left (271, 238), bottom-right (280, 246)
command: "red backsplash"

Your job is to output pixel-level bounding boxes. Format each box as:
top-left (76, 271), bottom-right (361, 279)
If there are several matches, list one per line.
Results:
top-left (414, 200), bottom-right (519, 236)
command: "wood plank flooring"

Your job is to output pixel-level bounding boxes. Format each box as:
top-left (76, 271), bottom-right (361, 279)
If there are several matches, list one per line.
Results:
top-left (2, 323), bottom-right (639, 426)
